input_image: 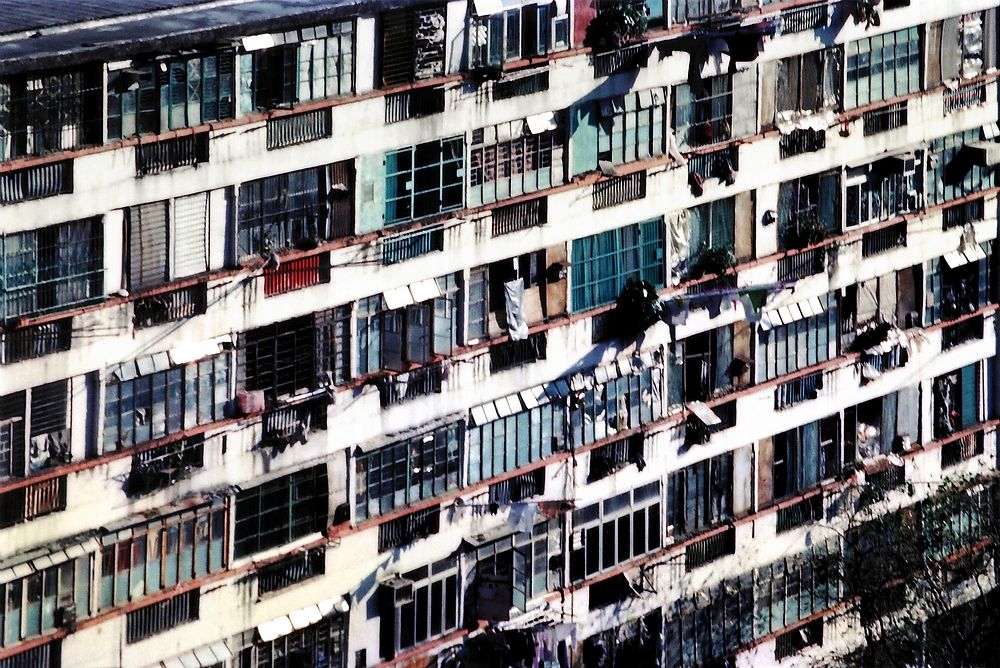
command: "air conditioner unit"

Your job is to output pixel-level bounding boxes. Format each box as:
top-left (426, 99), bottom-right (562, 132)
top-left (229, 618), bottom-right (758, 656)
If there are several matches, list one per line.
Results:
top-left (380, 578), bottom-right (415, 607)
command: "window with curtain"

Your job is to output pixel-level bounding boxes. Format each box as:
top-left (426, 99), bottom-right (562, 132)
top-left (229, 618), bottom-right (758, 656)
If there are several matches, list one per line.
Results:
top-left (673, 75), bottom-right (732, 150)
top-left (756, 293), bottom-right (838, 382)
top-left (845, 27), bottom-right (921, 109)
top-left (933, 363), bottom-right (979, 439)
top-left (775, 48), bottom-right (841, 114)
top-left (98, 502), bottom-right (225, 612)
top-left (667, 451), bottom-right (733, 537)
top-left (570, 218), bottom-right (664, 312)
top-left (1, 218), bottom-right (104, 320)
top-left (354, 422), bottom-right (462, 520)
top-left (597, 88), bottom-right (668, 166)
top-left (107, 51), bottom-right (234, 139)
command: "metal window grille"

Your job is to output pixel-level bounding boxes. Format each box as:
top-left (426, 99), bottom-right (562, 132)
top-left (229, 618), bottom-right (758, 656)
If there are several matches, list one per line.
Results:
top-left (779, 2), bottom-right (828, 33)
top-left (779, 129), bottom-right (826, 159)
top-left (861, 220), bottom-right (907, 257)
top-left (592, 171), bottom-right (646, 210)
top-left (263, 254), bottom-right (329, 297)
top-left (0, 640), bottom-right (59, 668)
top-left (376, 362), bottom-right (444, 407)
top-left (0, 160), bottom-right (73, 204)
top-left (491, 198), bottom-right (546, 236)
top-left (127, 437), bottom-right (205, 496)
top-left (380, 225), bottom-right (445, 264)
top-left (777, 246), bottom-right (827, 282)
top-left (135, 132), bottom-right (209, 176)
top-left (942, 197), bottom-right (985, 229)
top-left (489, 468), bottom-right (546, 504)
top-left (489, 331), bottom-right (547, 372)
top-left (493, 70), bottom-right (549, 100)
top-left (775, 494), bottom-right (824, 533)
top-left (944, 79), bottom-right (987, 114)
top-left (1, 318), bottom-right (72, 364)
top-left (774, 371), bottom-right (824, 410)
top-left (266, 109), bottom-right (332, 150)
top-left (942, 316), bottom-right (984, 350)
top-left (257, 548), bottom-right (326, 595)
top-left (385, 87), bottom-right (446, 124)
top-left (862, 101), bottom-right (908, 136)
top-left (378, 506), bottom-right (441, 552)
top-left (592, 44), bottom-right (649, 78)
top-left (941, 431), bottom-right (986, 468)
top-left (684, 526), bottom-right (736, 571)
top-left (126, 590), bottom-right (199, 643)
top-left (133, 284), bottom-right (207, 329)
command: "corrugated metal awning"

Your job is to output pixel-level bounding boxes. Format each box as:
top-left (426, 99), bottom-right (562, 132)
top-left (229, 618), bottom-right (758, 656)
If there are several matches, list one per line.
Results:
top-left (257, 596), bottom-right (347, 642)
top-left (943, 242), bottom-right (988, 269)
top-left (159, 641), bottom-right (233, 668)
top-left (687, 401), bottom-right (721, 426)
top-left (759, 296), bottom-right (825, 331)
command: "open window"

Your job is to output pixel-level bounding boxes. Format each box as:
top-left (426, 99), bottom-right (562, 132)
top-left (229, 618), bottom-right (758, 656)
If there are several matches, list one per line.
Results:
top-left (0, 380), bottom-right (72, 480)
top-left (769, 415), bottom-right (840, 503)
top-left (775, 48), bottom-right (841, 117)
top-left (380, 6), bottom-right (447, 87)
top-left (845, 387), bottom-right (919, 461)
top-left (468, 252), bottom-right (546, 339)
top-left (667, 451), bottom-right (733, 539)
top-left (933, 364), bottom-right (980, 439)
top-left (668, 325), bottom-right (732, 405)
top-left (925, 246), bottom-right (991, 325)
top-left (778, 171), bottom-right (838, 250)
top-left (845, 155), bottom-right (921, 229)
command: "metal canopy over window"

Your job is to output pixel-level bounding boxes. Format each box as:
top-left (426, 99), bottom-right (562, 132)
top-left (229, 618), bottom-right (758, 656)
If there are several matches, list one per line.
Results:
top-left (256, 596), bottom-right (347, 642)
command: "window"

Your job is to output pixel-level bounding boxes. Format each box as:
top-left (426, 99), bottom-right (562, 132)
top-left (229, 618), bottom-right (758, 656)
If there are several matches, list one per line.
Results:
top-left (571, 219), bottom-right (664, 312)
top-left (671, 0), bottom-right (729, 23)
top-left (569, 481), bottom-right (661, 582)
top-left (469, 118), bottom-right (563, 206)
top-left (239, 21), bottom-right (354, 112)
top-left (103, 352), bottom-right (228, 452)
top-left (569, 354), bottom-right (664, 448)
top-left (667, 452), bottom-right (733, 538)
top-left (468, 252), bottom-right (546, 338)
top-left (927, 130), bottom-right (996, 206)
top-left (672, 197), bottom-right (735, 277)
top-left (663, 572), bottom-right (753, 668)
top-left (776, 48), bottom-right (841, 115)
top-left (845, 155), bottom-right (920, 228)
top-left (674, 76), bottom-right (731, 150)
top-left (98, 502), bottom-right (225, 612)
top-left (240, 308), bottom-right (350, 400)
top-left (845, 27), bottom-right (921, 109)
top-left (0, 380), bottom-right (71, 479)
top-left (771, 416), bottom-right (840, 502)
top-left (238, 166), bottom-right (330, 260)
top-left (1, 218), bottom-right (104, 320)
top-left (924, 248), bottom-right (991, 325)
top-left (355, 423), bottom-right (462, 520)
top-left (385, 137), bottom-right (465, 225)
top-left (380, 559), bottom-right (458, 657)
top-left (844, 388), bottom-right (919, 461)
top-left (252, 612), bottom-right (347, 668)
top-left (756, 293), bottom-right (838, 382)
top-left (597, 88), bottom-right (668, 165)
top-left (0, 555), bottom-right (90, 650)
top-left (356, 275), bottom-right (458, 375)
top-left (126, 192), bottom-right (211, 292)
top-left (933, 364), bottom-right (980, 439)
top-left (667, 326), bottom-right (733, 405)
top-left (472, 519), bottom-right (562, 621)
top-left (0, 66), bottom-right (102, 161)
top-left (380, 6), bottom-right (447, 86)
top-left (778, 171), bottom-right (838, 249)
top-left (234, 464), bottom-right (328, 558)
top-left (107, 51), bottom-right (234, 139)
top-left (467, 391), bottom-right (564, 485)
top-left (753, 541), bottom-right (840, 638)
top-left (470, 3), bottom-right (569, 68)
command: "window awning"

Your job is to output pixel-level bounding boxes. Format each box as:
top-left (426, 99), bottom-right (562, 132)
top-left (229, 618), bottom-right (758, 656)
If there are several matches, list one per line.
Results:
top-left (0, 535), bottom-right (102, 586)
top-left (257, 596), bottom-right (348, 642)
top-left (383, 285), bottom-right (414, 310)
top-left (758, 296), bottom-right (825, 331)
top-left (159, 642), bottom-right (233, 668)
top-left (687, 401), bottom-right (721, 426)
top-left (240, 34), bottom-right (276, 52)
top-left (526, 111), bottom-right (557, 134)
top-left (966, 141), bottom-right (1000, 167)
top-left (168, 335), bottom-right (231, 367)
top-left (943, 242), bottom-right (988, 269)
top-left (409, 278), bottom-right (442, 303)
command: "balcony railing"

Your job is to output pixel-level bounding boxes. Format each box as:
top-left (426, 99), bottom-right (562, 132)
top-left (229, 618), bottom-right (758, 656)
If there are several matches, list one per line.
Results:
top-left (493, 70), bottom-right (550, 101)
top-left (127, 437), bottom-right (204, 497)
top-left (378, 505), bottom-right (441, 552)
top-left (588, 435), bottom-right (643, 482)
top-left (941, 431), bottom-right (985, 468)
top-left (489, 331), bottom-right (547, 373)
top-left (263, 254), bottom-right (329, 297)
top-left (860, 344), bottom-right (908, 376)
top-left (133, 284), bottom-right (207, 329)
top-left (942, 315), bottom-right (984, 351)
top-left (866, 464), bottom-right (905, 493)
top-left (944, 80), bottom-right (988, 114)
top-left (385, 87), bottom-right (446, 124)
top-left (776, 493), bottom-right (823, 533)
top-left (135, 132), bottom-right (209, 176)
top-left (862, 101), bottom-right (908, 136)
top-left (257, 548), bottom-right (325, 595)
top-left (942, 197), bottom-right (985, 229)
top-left (592, 44), bottom-right (649, 78)
top-left (685, 525), bottom-right (736, 571)
top-left (593, 171), bottom-right (646, 210)
top-left (489, 468), bottom-right (546, 504)
top-left (779, 2), bottom-right (828, 33)
top-left (1, 318), bottom-right (72, 364)
top-left (778, 247), bottom-right (826, 282)
top-left (0, 477), bottom-right (67, 527)
top-left (0, 159), bottom-right (72, 204)
top-left (262, 397), bottom-right (328, 450)
top-left (126, 590), bottom-right (199, 643)
top-left (687, 145), bottom-right (739, 182)
top-left (492, 198), bottom-right (546, 236)
top-left (376, 362), bottom-right (445, 407)
top-left (381, 224), bottom-right (445, 264)
top-left (774, 371), bottom-right (824, 410)
top-left (861, 220), bottom-right (907, 257)
top-left (267, 108), bottom-right (332, 150)
top-left (779, 128), bottom-right (826, 159)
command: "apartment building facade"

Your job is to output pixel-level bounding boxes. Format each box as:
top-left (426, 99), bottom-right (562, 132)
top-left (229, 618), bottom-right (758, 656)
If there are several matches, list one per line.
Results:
top-left (0, 0), bottom-right (998, 666)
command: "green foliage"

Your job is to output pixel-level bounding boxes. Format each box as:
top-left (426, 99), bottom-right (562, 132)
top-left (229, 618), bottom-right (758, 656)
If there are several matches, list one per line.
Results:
top-left (611, 278), bottom-right (663, 340)
top-left (688, 242), bottom-right (736, 280)
top-left (781, 215), bottom-right (831, 250)
top-left (584, 3), bottom-right (649, 51)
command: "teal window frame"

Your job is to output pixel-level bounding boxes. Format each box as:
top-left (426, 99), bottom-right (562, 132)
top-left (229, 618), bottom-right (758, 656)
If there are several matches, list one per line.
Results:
top-left (845, 26), bottom-right (921, 109)
top-left (385, 137), bottom-right (465, 225)
top-left (570, 218), bottom-right (664, 312)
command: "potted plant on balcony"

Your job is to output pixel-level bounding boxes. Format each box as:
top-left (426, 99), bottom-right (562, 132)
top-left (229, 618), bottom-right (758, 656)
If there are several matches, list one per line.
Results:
top-left (585, 2), bottom-right (649, 51)
top-left (688, 242), bottom-right (736, 280)
top-left (782, 213), bottom-right (831, 251)
top-left (611, 278), bottom-right (663, 340)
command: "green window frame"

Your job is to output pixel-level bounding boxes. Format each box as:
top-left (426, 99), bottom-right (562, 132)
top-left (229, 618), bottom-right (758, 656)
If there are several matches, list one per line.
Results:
top-left (673, 75), bottom-right (732, 151)
top-left (385, 137), bottom-right (465, 225)
top-left (355, 423), bottom-right (462, 520)
top-left (570, 218), bottom-right (664, 312)
top-left (0, 556), bottom-right (91, 650)
top-left (597, 88), bottom-right (668, 165)
top-left (756, 293), bottom-right (838, 382)
top-left (234, 464), bottom-right (329, 558)
top-left (845, 27), bottom-right (921, 109)
top-left (667, 451), bottom-right (734, 537)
